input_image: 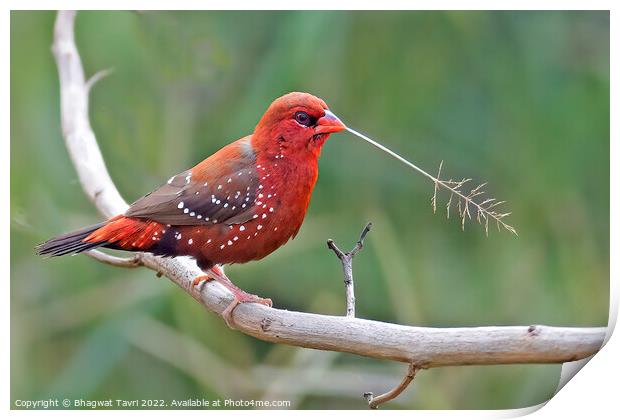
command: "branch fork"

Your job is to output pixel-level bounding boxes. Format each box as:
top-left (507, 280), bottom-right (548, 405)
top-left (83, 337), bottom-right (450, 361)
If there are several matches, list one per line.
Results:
top-left (327, 223), bottom-right (418, 408)
top-left (327, 222), bottom-right (372, 318)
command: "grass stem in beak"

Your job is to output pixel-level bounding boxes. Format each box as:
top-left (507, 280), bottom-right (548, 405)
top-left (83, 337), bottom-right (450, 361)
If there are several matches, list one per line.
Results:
top-left (345, 127), bottom-right (517, 236)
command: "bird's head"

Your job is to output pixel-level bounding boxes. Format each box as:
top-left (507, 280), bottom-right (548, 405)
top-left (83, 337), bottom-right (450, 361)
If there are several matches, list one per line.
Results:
top-left (252, 92), bottom-right (346, 159)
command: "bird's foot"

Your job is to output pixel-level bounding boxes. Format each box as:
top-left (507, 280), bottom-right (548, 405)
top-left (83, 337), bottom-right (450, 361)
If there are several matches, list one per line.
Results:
top-left (221, 290), bottom-right (272, 329)
top-left (192, 270), bottom-right (272, 329)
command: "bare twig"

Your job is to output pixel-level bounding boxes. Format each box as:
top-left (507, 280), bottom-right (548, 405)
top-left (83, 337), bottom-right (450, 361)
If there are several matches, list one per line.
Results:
top-left (85, 68), bottom-right (114, 93)
top-left (85, 249), bottom-right (142, 268)
top-left (50, 10), bottom-right (605, 408)
top-left (327, 223), bottom-right (372, 317)
top-left (364, 363), bottom-right (418, 409)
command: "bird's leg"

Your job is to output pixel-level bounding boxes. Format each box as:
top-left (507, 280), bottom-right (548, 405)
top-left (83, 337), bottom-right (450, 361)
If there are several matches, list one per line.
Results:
top-left (191, 265), bottom-right (229, 289)
top-left (193, 265), bottom-right (272, 329)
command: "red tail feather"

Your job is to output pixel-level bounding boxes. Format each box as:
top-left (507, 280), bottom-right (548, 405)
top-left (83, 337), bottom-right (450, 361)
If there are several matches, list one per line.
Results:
top-left (37, 216), bottom-right (169, 257)
top-left (84, 216), bottom-right (166, 251)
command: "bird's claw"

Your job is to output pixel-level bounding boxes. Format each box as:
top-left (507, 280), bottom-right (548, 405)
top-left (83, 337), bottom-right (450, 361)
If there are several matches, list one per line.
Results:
top-left (221, 292), bottom-right (273, 329)
top-left (246, 295), bottom-right (273, 308)
top-left (192, 273), bottom-right (272, 329)
top-left (192, 275), bottom-right (213, 291)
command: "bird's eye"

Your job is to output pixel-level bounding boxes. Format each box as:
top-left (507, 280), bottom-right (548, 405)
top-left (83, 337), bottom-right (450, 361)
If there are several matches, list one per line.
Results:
top-left (294, 111), bottom-right (312, 127)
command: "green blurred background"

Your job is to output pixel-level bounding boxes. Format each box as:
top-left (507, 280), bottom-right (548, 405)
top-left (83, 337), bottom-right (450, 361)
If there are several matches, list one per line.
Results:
top-left (11, 11), bottom-right (609, 409)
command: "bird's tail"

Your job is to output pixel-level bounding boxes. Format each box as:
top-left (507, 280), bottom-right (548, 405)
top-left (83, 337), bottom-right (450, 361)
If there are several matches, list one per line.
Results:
top-left (36, 222), bottom-right (109, 257)
top-left (36, 216), bottom-right (167, 257)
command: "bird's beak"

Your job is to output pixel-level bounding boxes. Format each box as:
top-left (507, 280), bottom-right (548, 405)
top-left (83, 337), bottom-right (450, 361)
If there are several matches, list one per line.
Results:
top-left (315, 110), bottom-right (346, 135)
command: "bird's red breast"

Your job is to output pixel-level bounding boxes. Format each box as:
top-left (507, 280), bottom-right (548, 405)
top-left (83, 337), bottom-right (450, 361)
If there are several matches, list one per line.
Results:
top-left (81, 92), bottom-right (346, 270)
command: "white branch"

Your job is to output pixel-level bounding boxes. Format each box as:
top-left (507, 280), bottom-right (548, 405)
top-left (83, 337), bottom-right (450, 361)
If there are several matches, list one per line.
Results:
top-left (51, 10), bottom-right (605, 378)
top-left (85, 249), bottom-right (142, 268)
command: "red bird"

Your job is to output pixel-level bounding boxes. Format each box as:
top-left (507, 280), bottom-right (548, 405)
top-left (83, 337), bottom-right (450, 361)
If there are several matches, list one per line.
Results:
top-left (37, 92), bottom-right (346, 324)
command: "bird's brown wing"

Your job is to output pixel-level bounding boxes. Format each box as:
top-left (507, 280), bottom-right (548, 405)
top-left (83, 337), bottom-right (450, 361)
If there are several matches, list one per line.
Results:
top-left (125, 137), bottom-right (261, 226)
